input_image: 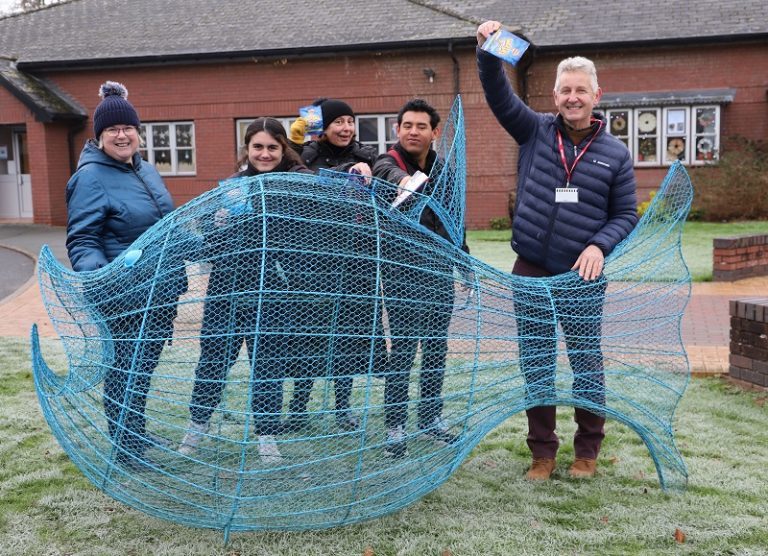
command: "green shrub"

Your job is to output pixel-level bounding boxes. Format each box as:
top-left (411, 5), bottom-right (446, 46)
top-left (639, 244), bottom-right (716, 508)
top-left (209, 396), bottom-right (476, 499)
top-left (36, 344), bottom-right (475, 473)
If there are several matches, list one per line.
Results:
top-left (637, 190), bottom-right (656, 218)
top-left (689, 136), bottom-right (768, 221)
top-left (489, 217), bottom-right (511, 230)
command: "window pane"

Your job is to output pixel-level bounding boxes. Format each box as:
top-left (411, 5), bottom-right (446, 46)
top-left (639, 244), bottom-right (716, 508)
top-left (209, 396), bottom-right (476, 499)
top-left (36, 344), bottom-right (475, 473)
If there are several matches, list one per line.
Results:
top-left (637, 110), bottom-right (658, 135)
top-left (154, 149), bottom-right (172, 172)
top-left (357, 117), bottom-right (378, 142)
top-left (665, 137), bottom-right (687, 162)
top-left (695, 136), bottom-right (715, 161)
top-left (176, 124), bottom-right (194, 147)
top-left (385, 117), bottom-right (398, 142)
top-left (695, 108), bottom-right (716, 134)
top-left (177, 148), bottom-right (196, 173)
top-left (153, 125), bottom-right (170, 148)
top-left (638, 137), bottom-right (657, 162)
top-left (609, 111), bottom-right (629, 136)
top-left (666, 109), bottom-right (686, 136)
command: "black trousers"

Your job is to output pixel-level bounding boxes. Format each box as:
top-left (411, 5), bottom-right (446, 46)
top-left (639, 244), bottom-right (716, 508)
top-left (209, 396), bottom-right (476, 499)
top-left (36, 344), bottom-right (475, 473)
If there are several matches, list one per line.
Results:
top-left (104, 305), bottom-right (177, 458)
top-left (512, 258), bottom-right (606, 459)
top-left (188, 296), bottom-right (285, 436)
top-left (383, 267), bottom-right (454, 429)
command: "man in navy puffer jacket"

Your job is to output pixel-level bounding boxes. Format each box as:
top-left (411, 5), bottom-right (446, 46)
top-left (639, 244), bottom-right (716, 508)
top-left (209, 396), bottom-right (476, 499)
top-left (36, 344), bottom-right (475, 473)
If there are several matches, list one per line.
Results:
top-left (477, 21), bottom-right (638, 481)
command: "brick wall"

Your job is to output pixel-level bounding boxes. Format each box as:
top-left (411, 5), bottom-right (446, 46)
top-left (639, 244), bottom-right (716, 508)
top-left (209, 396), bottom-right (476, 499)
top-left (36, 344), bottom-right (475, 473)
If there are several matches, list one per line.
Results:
top-left (2, 39), bottom-right (767, 227)
top-left (729, 298), bottom-right (768, 387)
top-left (713, 235), bottom-right (768, 281)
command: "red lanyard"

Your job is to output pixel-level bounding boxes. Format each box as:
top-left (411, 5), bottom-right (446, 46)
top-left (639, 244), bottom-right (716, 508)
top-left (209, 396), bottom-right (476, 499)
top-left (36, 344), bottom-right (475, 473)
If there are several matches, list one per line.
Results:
top-left (556, 119), bottom-right (603, 187)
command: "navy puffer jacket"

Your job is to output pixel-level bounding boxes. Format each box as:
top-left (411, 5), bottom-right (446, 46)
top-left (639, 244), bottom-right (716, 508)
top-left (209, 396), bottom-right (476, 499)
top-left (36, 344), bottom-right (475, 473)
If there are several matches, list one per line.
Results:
top-left (478, 49), bottom-right (638, 275)
top-left (65, 140), bottom-right (176, 272)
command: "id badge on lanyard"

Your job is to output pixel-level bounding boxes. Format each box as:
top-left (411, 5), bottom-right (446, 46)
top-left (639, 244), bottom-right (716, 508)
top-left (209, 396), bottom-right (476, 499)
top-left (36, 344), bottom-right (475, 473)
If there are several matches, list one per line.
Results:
top-left (555, 187), bottom-right (578, 203)
top-left (556, 121), bottom-right (603, 204)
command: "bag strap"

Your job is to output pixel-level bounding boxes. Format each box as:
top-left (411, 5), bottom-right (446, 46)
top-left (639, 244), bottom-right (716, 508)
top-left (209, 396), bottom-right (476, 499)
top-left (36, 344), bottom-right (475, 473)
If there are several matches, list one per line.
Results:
top-left (387, 148), bottom-right (408, 172)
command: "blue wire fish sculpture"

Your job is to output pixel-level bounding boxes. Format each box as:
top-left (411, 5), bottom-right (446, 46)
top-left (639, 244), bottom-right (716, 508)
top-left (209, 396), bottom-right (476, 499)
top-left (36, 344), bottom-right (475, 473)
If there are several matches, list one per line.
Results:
top-left (31, 97), bottom-right (693, 538)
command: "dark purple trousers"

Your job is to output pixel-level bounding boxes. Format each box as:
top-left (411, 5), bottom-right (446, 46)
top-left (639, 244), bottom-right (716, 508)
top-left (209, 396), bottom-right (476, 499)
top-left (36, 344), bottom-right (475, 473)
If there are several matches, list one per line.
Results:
top-left (512, 257), bottom-right (606, 460)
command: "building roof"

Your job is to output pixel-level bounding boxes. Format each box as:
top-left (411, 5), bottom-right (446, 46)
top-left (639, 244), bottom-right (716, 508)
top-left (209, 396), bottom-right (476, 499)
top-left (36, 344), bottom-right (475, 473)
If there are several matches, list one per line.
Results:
top-left (0, 0), bottom-right (479, 69)
top-left (0, 0), bottom-right (765, 69)
top-left (0, 58), bottom-right (86, 121)
top-left (426, 0), bottom-right (768, 47)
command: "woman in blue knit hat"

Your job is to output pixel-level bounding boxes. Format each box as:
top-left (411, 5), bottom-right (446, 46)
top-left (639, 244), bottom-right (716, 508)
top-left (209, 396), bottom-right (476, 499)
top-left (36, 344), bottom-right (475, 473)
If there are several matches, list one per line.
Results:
top-left (65, 81), bottom-right (186, 473)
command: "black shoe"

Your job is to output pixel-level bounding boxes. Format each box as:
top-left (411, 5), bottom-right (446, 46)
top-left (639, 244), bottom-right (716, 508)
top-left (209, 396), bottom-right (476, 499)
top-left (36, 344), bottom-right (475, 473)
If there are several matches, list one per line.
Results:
top-left (383, 426), bottom-right (408, 459)
top-left (418, 416), bottom-right (458, 445)
top-left (336, 412), bottom-right (360, 431)
top-left (114, 453), bottom-right (162, 473)
top-left (280, 414), bottom-right (309, 433)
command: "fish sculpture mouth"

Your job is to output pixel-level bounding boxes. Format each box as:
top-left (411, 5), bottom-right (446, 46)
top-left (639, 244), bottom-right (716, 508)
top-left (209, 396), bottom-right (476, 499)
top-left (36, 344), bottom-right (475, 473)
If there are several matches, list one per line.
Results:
top-left (31, 97), bottom-right (693, 536)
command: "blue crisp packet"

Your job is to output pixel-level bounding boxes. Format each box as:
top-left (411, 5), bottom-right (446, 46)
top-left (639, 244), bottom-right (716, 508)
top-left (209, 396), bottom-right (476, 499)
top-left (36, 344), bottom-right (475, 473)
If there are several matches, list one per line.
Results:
top-left (299, 105), bottom-right (324, 136)
top-left (481, 29), bottom-right (530, 66)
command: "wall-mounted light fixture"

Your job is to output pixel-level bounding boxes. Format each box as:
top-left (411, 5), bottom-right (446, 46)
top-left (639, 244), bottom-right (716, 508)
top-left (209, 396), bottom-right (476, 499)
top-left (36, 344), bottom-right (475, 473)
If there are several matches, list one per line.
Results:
top-left (423, 68), bottom-right (436, 83)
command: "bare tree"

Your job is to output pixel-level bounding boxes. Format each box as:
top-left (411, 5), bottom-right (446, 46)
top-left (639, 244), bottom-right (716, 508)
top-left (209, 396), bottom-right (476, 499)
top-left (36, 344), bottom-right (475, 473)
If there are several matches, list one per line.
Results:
top-left (12, 0), bottom-right (64, 13)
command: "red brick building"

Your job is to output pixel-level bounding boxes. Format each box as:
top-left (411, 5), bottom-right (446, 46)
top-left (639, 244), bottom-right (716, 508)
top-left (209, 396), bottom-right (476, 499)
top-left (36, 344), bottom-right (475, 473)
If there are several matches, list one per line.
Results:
top-left (0, 0), bottom-right (766, 227)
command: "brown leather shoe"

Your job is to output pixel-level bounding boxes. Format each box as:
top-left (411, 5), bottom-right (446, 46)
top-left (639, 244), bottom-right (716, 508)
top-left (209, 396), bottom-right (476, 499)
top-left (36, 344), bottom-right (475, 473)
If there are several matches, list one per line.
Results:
top-left (569, 457), bottom-right (597, 478)
top-left (525, 458), bottom-right (556, 480)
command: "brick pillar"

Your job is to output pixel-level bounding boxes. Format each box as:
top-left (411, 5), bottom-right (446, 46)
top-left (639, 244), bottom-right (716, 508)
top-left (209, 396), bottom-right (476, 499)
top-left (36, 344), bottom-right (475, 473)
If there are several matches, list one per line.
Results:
top-left (729, 298), bottom-right (768, 387)
top-left (26, 119), bottom-right (77, 226)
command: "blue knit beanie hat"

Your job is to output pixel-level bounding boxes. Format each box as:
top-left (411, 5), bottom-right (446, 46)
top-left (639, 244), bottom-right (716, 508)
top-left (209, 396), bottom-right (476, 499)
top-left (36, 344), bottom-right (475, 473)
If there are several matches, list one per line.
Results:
top-left (93, 81), bottom-right (140, 138)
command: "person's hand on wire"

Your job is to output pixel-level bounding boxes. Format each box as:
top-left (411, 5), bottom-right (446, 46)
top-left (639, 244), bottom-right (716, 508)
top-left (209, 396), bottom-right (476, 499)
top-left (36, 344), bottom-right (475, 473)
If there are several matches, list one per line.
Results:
top-left (572, 244), bottom-right (604, 281)
top-left (349, 162), bottom-right (372, 177)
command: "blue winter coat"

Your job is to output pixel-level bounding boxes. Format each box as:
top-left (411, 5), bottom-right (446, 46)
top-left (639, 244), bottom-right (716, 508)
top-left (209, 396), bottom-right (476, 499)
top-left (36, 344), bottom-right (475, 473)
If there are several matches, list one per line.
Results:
top-left (477, 49), bottom-right (638, 274)
top-left (65, 140), bottom-right (177, 272)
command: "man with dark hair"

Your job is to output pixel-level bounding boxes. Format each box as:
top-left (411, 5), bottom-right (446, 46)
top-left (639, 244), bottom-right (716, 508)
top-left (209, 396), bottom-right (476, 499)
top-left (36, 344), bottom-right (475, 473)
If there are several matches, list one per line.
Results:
top-left (373, 98), bottom-right (468, 458)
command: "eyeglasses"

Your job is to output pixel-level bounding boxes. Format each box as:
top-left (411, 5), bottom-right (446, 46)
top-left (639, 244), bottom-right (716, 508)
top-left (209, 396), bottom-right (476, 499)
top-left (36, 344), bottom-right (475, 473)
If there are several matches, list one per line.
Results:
top-left (103, 126), bottom-right (138, 137)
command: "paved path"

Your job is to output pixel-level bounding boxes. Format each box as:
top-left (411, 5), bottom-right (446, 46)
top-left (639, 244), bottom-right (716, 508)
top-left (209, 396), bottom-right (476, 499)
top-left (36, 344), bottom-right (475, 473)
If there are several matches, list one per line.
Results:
top-left (1, 222), bottom-right (765, 374)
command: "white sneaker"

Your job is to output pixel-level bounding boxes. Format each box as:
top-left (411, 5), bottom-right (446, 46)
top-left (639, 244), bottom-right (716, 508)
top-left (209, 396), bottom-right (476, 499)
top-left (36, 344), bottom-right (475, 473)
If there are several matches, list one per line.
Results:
top-left (178, 420), bottom-right (209, 456)
top-left (258, 435), bottom-right (284, 465)
top-left (383, 425), bottom-right (408, 459)
top-left (418, 416), bottom-right (458, 445)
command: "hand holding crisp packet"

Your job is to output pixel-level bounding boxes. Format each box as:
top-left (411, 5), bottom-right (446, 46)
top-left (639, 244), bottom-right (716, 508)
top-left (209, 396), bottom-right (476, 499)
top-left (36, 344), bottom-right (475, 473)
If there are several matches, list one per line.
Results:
top-left (481, 29), bottom-right (530, 66)
top-left (392, 171), bottom-right (429, 209)
top-left (299, 105), bottom-right (323, 141)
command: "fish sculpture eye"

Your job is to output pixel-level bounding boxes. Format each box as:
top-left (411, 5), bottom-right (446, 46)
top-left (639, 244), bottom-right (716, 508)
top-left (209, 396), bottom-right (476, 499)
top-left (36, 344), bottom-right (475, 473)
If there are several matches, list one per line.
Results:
top-left (32, 98), bottom-right (692, 539)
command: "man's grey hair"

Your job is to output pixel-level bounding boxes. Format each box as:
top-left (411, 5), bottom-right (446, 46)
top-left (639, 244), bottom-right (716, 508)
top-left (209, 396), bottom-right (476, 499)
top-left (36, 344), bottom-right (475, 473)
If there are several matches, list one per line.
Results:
top-left (554, 56), bottom-right (599, 93)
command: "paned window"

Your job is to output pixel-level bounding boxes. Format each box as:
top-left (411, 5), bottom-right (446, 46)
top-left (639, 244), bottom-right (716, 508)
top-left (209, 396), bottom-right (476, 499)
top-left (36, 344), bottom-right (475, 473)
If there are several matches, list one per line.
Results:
top-left (356, 114), bottom-right (398, 153)
top-left (235, 114), bottom-right (398, 157)
top-left (139, 122), bottom-right (196, 175)
top-left (602, 105), bottom-right (721, 166)
top-left (235, 118), bottom-right (293, 153)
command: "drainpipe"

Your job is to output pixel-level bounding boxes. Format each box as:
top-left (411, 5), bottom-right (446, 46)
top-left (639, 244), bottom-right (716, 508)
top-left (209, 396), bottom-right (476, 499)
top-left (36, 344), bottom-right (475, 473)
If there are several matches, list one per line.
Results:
top-left (67, 120), bottom-right (86, 174)
top-left (517, 44), bottom-right (535, 105)
top-left (447, 40), bottom-right (460, 98)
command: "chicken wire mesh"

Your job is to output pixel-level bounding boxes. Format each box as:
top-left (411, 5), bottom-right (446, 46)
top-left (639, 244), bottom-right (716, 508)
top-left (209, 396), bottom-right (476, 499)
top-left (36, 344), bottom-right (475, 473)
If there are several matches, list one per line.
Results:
top-left (31, 97), bottom-right (692, 536)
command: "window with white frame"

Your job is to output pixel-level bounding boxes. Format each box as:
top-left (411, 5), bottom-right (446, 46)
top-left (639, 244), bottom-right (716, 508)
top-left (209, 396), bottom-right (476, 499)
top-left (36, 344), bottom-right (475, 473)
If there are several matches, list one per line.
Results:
top-left (235, 114), bottom-right (398, 157)
top-left (139, 122), bottom-right (196, 175)
top-left (357, 114), bottom-right (398, 153)
top-left (235, 118), bottom-right (293, 155)
top-left (602, 105), bottom-right (721, 166)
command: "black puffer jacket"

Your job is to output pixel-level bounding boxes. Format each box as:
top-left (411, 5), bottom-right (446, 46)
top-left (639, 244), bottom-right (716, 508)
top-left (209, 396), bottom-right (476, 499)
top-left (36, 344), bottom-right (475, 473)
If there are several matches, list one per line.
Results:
top-left (301, 139), bottom-right (377, 173)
